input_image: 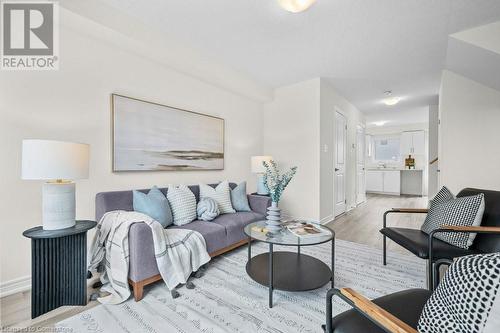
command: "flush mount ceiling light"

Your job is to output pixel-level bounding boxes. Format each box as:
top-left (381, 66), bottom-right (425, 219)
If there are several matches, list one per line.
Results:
top-left (373, 121), bottom-right (388, 127)
top-left (382, 91), bottom-right (401, 106)
top-left (277, 0), bottom-right (317, 13)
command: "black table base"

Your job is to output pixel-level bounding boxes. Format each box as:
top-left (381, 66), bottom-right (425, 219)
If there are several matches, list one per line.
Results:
top-left (246, 251), bottom-right (332, 291)
top-left (23, 220), bottom-right (96, 319)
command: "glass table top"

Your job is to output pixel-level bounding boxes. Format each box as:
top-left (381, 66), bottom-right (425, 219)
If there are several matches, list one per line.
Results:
top-left (244, 220), bottom-right (334, 246)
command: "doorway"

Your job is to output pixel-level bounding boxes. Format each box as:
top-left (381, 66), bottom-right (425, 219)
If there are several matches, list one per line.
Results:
top-left (356, 125), bottom-right (366, 205)
top-left (334, 110), bottom-right (347, 216)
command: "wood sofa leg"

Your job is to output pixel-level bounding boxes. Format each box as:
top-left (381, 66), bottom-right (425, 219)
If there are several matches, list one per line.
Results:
top-left (131, 281), bottom-right (144, 302)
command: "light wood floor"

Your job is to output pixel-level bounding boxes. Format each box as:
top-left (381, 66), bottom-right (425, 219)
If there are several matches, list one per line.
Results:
top-left (0, 193), bottom-right (427, 330)
top-left (326, 193), bottom-right (428, 253)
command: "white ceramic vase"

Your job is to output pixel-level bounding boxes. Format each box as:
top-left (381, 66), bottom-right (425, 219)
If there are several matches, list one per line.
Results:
top-left (266, 201), bottom-right (282, 233)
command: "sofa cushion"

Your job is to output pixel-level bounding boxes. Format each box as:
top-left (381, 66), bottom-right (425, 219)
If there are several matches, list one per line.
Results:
top-left (212, 212), bottom-right (265, 245)
top-left (169, 220), bottom-right (227, 254)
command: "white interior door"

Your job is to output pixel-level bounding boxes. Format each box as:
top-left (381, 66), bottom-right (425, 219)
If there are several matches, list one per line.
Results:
top-left (335, 111), bottom-right (347, 216)
top-left (356, 125), bottom-right (366, 204)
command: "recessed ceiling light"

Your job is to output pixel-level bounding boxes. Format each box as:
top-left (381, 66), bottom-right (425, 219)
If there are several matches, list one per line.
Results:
top-left (277, 0), bottom-right (317, 13)
top-left (382, 91), bottom-right (401, 106)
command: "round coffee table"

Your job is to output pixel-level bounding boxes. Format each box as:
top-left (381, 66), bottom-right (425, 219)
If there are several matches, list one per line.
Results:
top-left (244, 221), bottom-right (335, 308)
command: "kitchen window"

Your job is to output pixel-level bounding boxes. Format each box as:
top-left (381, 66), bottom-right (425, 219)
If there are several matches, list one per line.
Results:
top-left (373, 137), bottom-right (400, 162)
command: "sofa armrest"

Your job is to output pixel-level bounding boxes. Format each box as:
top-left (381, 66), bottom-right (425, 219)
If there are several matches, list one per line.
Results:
top-left (128, 222), bottom-right (160, 283)
top-left (247, 194), bottom-right (272, 215)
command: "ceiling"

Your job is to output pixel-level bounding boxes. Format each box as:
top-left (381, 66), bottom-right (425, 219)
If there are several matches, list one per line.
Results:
top-left (68, 0), bottom-right (500, 119)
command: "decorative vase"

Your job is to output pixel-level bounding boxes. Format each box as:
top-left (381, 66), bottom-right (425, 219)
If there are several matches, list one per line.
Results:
top-left (266, 201), bottom-right (282, 233)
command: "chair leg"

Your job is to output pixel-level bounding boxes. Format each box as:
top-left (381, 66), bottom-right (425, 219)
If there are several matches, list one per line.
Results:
top-left (382, 235), bottom-right (387, 266)
top-left (427, 259), bottom-right (433, 290)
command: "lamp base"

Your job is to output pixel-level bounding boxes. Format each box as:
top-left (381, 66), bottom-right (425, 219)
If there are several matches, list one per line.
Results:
top-left (42, 182), bottom-right (76, 230)
top-left (256, 174), bottom-right (269, 195)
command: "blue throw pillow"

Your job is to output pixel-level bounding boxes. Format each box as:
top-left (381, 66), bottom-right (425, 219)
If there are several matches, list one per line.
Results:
top-left (133, 186), bottom-right (173, 227)
top-left (230, 182), bottom-right (251, 212)
top-left (197, 197), bottom-right (220, 221)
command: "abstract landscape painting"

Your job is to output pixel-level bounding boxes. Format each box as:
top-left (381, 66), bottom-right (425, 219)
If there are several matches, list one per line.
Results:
top-left (112, 94), bottom-right (224, 171)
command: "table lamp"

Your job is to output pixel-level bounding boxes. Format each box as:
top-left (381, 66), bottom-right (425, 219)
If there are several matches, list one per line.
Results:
top-left (251, 156), bottom-right (273, 195)
top-left (22, 140), bottom-right (90, 230)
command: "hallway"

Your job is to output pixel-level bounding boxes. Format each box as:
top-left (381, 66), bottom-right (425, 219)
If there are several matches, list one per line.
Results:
top-left (327, 194), bottom-right (428, 254)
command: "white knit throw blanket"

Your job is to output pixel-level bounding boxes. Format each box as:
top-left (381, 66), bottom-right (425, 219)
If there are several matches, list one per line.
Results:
top-left (88, 210), bottom-right (211, 304)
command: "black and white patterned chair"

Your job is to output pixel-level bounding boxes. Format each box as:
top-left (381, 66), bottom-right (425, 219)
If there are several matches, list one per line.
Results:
top-left (380, 188), bottom-right (500, 289)
top-left (324, 252), bottom-right (500, 333)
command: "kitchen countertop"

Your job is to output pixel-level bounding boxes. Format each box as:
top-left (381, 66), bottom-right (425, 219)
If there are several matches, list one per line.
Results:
top-left (366, 168), bottom-right (423, 171)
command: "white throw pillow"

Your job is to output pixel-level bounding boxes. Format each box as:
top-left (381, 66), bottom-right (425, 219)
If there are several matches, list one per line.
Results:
top-left (167, 184), bottom-right (197, 226)
top-left (421, 186), bottom-right (485, 249)
top-left (199, 181), bottom-right (235, 214)
top-left (418, 253), bottom-right (500, 333)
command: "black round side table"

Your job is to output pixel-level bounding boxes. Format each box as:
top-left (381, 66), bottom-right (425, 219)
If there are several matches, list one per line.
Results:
top-left (23, 220), bottom-right (97, 319)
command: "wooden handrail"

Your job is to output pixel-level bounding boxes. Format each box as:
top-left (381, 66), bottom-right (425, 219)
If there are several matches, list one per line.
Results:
top-left (340, 288), bottom-right (418, 333)
top-left (429, 157), bottom-right (438, 165)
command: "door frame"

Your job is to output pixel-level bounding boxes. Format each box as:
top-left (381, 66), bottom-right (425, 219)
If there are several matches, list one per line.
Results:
top-left (356, 124), bottom-right (366, 205)
top-left (334, 108), bottom-right (347, 218)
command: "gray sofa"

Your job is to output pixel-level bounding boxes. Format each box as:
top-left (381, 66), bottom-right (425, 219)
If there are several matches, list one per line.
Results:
top-left (95, 183), bottom-right (271, 301)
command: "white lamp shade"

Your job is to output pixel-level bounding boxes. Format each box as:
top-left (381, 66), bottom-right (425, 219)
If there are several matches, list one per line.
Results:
top-left (22, 140), bottom-right (90, 180)
top-left (251, 156), bottom-right (273, 174)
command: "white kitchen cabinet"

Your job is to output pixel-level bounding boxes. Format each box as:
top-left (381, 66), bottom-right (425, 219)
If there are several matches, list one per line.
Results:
top-left (411, 131), bottom-right (425, 155)
top-left (400, 131), bottom-right (425, 156)
top-left (383, 170), bottom-right (401, 194)
top-left (366, 170), bottom-right (383, 192)
top-left (366, 170), bottom-right (401, 195)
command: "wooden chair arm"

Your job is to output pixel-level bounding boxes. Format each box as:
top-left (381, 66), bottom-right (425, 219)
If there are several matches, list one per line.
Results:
top-left (391, 208), bottom-right (428, 213)
top-left (340, 288), bottom-right (418, 333)
top-left (440, 225), bottom-right (500, 233)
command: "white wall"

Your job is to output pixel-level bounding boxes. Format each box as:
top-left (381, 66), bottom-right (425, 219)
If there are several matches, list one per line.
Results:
top-left (263, 78), bottom-right (364, 222)
top-left (0, 10), bottom-right (265, 290)
top-left (263, 79), bottom-right (321, 220)
top-left (428, 104), bottom-right (439, 198)
top-left (320, 79), bottom-right (364, 220)
top-left (439, 70), bottom-right (500, 193)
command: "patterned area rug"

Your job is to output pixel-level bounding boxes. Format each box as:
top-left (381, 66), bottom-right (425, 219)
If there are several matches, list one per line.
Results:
top-left (57, 239), bottom-right (426, 333)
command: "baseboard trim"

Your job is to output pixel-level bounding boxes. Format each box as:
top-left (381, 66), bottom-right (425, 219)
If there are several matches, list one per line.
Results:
top-left (320, 215), bottom-right (334, 225)
top-left (0, 276), bottom-right (31, 298)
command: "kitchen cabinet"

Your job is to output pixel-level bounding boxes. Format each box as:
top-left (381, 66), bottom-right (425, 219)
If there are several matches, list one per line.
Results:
top-left (366, 170), bottom-right (400, 194)
top-left (383, 170), bottom-right (401, 193)
top-left (366, 170), bottom-right (383, 192)
top-left (401, 131), bottom-right (425, 156)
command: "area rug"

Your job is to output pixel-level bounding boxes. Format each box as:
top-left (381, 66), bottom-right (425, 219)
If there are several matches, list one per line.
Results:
top-left (56, 239), bottom-right (426, 333)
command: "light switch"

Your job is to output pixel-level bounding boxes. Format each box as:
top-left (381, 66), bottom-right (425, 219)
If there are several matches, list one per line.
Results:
top-left (323, 144), bottom-right (328, 153)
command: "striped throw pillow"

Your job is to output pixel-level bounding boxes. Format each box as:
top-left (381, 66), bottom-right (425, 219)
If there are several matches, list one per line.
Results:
top-left (199, 181), bottom-right (235, 214)
top-left (167, 184), bottom-right (197, 226)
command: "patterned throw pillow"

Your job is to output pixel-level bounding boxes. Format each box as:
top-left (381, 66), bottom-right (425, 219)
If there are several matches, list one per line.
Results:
top-left (418, 253), bottom-right (500, 333)
top-left (199, 181), bottom-right (235, 214)
top-left (420, 186), bottom-right (485, 249)
top-left (166, 184), bottom-right (197, 226)
top-left (197, 197), bottom-right (220, 221)
top-left (133, 186), bottom-right (173, 227)
top-left (230, 181), bottom-right (251, 212)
